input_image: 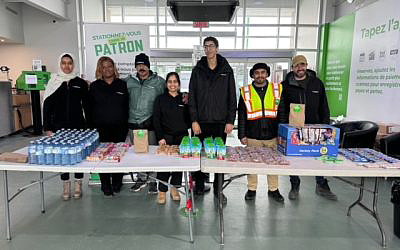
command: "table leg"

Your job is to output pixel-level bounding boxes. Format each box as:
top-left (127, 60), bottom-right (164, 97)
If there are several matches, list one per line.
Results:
top-left (372, 177), bottom-right (386, 248)
top-left (3, 170), bottom-right (11, 240)
top-left (347, 177), bottom-right (365, 216)
top-left (189, 175), bottom-right (196, 214)
top-left (218, 173), bottom-right (224, 245)
top-left (184, 171), bottom-right (194, 243)
top-left (39, 171), bottom-right (45, 213)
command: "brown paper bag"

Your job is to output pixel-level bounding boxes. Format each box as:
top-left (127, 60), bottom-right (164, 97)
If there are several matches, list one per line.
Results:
top-left (289, 103), bottom-right (305, 127)
top-left (0, 152), bottom-right (28, 163)
top-left (133, 129), bottom-right (149, 153)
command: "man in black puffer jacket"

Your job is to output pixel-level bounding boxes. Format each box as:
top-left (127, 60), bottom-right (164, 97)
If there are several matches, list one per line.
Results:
top-left (278, 55), bottom-right (337, 201)
top-left (189, 36), bottom-right (237, 204)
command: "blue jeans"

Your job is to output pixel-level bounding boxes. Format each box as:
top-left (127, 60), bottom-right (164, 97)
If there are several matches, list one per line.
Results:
top-left (290, 176), bottom-right (326, 186)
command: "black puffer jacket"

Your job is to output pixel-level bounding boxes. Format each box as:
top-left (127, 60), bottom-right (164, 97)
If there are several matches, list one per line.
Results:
top-left (278, 69), bottom-right (330, 124)
top-left (43, 77), bottom-right (89, 132)
top-left (188, 54), bottom-right (237, 124)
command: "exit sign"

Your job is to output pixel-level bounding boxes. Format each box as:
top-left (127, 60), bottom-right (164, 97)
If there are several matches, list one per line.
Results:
top-left (193, 22), bottom-right (209, 28)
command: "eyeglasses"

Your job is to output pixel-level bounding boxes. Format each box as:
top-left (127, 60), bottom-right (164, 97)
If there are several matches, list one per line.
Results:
top-left (203, 44), bottom-right (216, 50)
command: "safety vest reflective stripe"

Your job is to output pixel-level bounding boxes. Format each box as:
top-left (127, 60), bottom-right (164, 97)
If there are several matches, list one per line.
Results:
top-left (247, 110), bottom-right (278, 120)
top-left (242, 85), bottom-right (253, 112)
top-left (272, 82), bottom-right (281, 110)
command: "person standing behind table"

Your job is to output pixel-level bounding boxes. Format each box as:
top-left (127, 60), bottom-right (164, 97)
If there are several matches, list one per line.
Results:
top-left (189, 36), bottom-right (237, 204)
top-left (278, 55), bottom-right (337, 201)
top-left (238, 63), bottom-right (285, 203)
top-left (87, 56), bottom-right (129, 197)
top-left (125, 53), bottom-right (165, 195)
top-left (153, 72), bottom-right (191, 205)
top-left (43, 53), bottom-right (89, 201)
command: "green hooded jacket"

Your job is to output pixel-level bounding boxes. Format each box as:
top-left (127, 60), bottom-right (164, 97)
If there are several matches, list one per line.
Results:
top-left (125, 71), bottom-right (166, 125)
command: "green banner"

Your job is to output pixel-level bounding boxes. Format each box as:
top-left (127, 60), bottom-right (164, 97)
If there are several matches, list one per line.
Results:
top-left (319, 14), bottom-right (355, 117)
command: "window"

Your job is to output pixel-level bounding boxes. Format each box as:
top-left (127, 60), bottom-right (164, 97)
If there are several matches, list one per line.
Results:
top-left (298, 0), bottom-right (320, 24)
top-left (107, 6), bottom-right (122, 23)
top-left (85, 0), bottom-right (321, 59)
top-left (297, 27), bottom-right (318, 49)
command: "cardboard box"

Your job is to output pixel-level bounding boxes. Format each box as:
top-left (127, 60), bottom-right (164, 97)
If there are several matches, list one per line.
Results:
top-left (278, 124), bottom-right (340, 157)
top-left (0, 152), bottom-right (28, 163)
top-left (133, 129), bottom-right (149, 153)
top-left (12, 94), bottom-right (31, 105)
top-left (13, 105), bottom-right (32, 131)
top-left (378, 123), bottom-right (400, 134)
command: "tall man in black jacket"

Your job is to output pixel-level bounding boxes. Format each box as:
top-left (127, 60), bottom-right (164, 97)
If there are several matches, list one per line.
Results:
top-left (238, 63), bottom-right (284, 203)
top-left (189, 37), bottom-right (237, 204)
top-left (278, 55), bottom-right (337, 201)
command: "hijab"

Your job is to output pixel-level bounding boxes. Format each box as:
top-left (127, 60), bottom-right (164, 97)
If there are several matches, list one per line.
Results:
top-left (43, 53), bottom-right (78, 102)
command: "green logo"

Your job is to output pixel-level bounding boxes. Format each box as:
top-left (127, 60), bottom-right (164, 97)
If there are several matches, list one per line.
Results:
top-left (137, 130), bottom-right (145, 138)
top-left (293, 105), bottom-right (302, 113)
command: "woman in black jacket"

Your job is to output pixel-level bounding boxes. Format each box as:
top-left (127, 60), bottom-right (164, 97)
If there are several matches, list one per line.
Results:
top-left (43, 53), bottom-right (89, 201)
top-left (88, 56), bottom-right (129, 197)
top-left (153, 72), bottom-right (190, 204)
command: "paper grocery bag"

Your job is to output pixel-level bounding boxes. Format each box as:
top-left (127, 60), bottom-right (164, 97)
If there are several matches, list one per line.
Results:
top-left (133, 129), bottom-right (149, 153)
top-left (289, 103), bottom-right (305, 127)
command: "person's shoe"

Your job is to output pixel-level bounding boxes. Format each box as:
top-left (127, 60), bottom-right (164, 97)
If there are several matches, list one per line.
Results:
top-left (62, 181), bottom-right (71, 201)
top-left (316, 180), bottom-right (338, 201)
top-left (268, 189), bottom-right (284, 203)
top-left (170, 187), bottom-right (181, 201)
top-left (129, 181), bottom-right (147, 192)
top-left (73, 179), bottom-right (83, 199)
top-left (148, 182), bottom-right (158, 194)
top-left (103, 190), bottom-right (113, 198)
top-left (214, 192), bottom-right (228, 205)
top-left (244, 190), bottom-right (256, 200)
top-left (158, 192), bottom-right (166, 204)
top-left (288, 183), bottom-right (300, 200)
top-left (194, 184), bottom-right (211, 195)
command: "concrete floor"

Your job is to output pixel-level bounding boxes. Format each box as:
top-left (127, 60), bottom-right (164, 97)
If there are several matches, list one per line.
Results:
top-left (1, 132), bottom-right (400, 250)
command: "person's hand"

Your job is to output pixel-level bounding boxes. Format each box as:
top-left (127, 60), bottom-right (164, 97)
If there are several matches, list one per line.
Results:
top-left (45, 131), bottom-right (54, 136)
top-left (182, 93), bottom-right (189, 104)
top-left (159, 139), bottom-right (167, 145)
top-left (192, 122), bottom-right (202, 135)
top-left (224, 123), bottom-right (234, 134)
top-left (240, 137), bottom-right (248, 145)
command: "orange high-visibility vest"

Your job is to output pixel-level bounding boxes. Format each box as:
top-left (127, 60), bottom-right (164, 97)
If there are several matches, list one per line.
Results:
top-left (240, 82), bottom-right (282, 120)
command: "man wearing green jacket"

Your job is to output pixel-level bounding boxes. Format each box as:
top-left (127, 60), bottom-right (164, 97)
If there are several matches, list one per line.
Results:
top-left (125, 53), bottom-right (166, 194)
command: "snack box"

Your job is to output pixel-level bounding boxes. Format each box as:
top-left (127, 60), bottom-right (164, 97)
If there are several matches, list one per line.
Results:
top-left (278, 124), bottom-right (340, 156)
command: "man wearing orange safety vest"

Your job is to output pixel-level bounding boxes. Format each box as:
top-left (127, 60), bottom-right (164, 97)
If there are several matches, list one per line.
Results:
top-left (238, 63), bottom-right (284, 203)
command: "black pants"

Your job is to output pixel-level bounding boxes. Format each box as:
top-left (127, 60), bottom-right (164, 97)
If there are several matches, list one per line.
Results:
top-left (99, 173), bottom-right (124, 193)
top-left (193, 123), bottom-right (227, 194)
top-left (60, 173), bottom-right (83, 181)
top-left (157, 133), bottom-right (186, 192)
top-left (97, 124), bottom-right (128, 193)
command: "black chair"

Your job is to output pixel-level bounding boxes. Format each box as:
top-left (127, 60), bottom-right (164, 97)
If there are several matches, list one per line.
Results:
top-left (333, 121), bottom-right (379, 148)
top-left (380, 132), bottom-right (400, 159)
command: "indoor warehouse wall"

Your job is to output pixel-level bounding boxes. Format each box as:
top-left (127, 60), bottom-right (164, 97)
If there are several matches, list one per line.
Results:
top-left (0, 0), bottom-right (80, 84)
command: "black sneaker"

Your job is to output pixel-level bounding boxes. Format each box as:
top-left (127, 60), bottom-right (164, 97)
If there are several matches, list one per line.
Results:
top-left (288, 183), bottom-right (300, 200)
top-left (130, 181), bottom-right (147, 192)
top-left (244, 190), bottom-right (256, 200)
top-left (316, 180), bottom-right (338, 201)
top-left (103, 190), bottom-right (113, 198)
top-left (148, 182), bottom-right (158, 194)
top-left (268, 189), bottom-right (284, 203)
top-left (214, 192), bottom-right (228, 205)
